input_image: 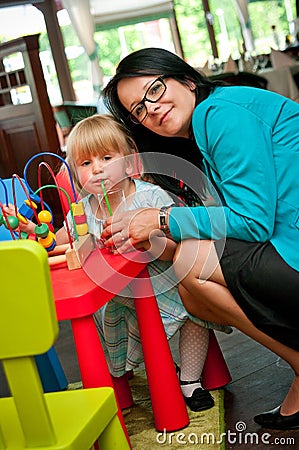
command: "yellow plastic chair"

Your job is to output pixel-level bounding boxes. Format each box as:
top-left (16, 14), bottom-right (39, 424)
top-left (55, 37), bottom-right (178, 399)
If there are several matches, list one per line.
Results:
top-left (0, 239), bottom-right (130, 450)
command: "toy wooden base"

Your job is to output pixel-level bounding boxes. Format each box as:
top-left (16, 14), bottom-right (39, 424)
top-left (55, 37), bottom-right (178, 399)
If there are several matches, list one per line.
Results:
top-left (48, 244), bottom-right (69, 267)
top-left (47, 235), bottom-right (94, 270)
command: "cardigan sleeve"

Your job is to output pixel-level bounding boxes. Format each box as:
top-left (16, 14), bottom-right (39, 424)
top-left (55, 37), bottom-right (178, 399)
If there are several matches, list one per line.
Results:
top-left (169, 100), bottom-right (277, 242)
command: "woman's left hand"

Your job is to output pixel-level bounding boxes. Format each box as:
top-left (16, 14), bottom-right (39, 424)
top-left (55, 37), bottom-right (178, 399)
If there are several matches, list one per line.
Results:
top-left (101, 207), bottom-right (160, 253)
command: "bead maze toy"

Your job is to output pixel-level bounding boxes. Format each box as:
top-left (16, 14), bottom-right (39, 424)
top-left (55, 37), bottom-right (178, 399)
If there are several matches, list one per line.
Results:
top-left (0, 176), bottom-right (69, 393)
top-left (0, 153), bottom-right (94, 270)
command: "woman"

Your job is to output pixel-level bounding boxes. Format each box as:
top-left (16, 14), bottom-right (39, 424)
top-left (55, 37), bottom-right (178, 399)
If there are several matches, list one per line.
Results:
top-left (101, 47), bottom-right (299, 430)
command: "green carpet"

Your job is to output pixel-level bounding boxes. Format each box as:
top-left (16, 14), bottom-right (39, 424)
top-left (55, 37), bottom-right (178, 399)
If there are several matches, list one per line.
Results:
top-left (123, 371), bottom-right (226, 450)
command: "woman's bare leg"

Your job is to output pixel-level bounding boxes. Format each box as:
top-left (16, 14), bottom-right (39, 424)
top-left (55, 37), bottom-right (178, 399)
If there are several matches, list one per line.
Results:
top-left (173, 239), bottom-right (299, 415)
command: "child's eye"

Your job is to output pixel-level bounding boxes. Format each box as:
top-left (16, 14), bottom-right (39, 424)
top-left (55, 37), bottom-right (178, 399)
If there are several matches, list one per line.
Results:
top-left (103, 155), bottom-right (112, 161)
top-left (81, 160), bottom-right (91, 167)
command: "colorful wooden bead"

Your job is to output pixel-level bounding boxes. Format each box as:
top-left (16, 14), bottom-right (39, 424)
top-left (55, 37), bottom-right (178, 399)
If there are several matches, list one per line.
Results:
top-left (72, 202), bottom-right (85, 216)
top-left (19, 201), bottom-right (37, 220)
top-left (38, 210), bottom-right (52, 224)
top-left (38, 210), bottom-right (54, 232)
top-left (38, 231), bottom-right (56, 250)
top-left (76, 223), bottom-right (89, 236)
top-left (34, 223), bottom-right (49, 238)
top-left (17, 212), bottom-right (29, 224)
top-left (4, 215), bottom-right (19, 230)
top-left (72, 201), bottom-right (88, 236)
top-left (74, 214), bottom-right (87, 225)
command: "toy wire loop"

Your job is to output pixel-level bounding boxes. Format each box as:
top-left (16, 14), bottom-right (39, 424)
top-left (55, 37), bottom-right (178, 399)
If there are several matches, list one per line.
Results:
top-left (34, 185), bottom-right (78, 245)
top-left (23, 152), bottom-right (78, 204)
top-left (0, 179), bottom-right (14, 237)
top-left (0, 201), bottom-right (16, 239)
top-left (0, 178), bottom-right (9, 207)
top-left (12, 174), bottom-right (41, 224)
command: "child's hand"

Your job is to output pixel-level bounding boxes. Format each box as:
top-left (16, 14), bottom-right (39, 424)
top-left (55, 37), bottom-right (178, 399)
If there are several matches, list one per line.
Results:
top-left (2, 203), bottom-right (35, 235)
top-left (2, 203), bottom-right (16, 217)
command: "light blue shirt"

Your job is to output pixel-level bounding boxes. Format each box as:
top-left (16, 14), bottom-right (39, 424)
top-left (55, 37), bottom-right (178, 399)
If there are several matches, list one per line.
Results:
top-left (170, 86), bottom-right (299, 271)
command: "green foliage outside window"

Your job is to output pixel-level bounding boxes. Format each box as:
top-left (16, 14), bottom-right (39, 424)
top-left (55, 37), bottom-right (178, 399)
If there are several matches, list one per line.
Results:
top-left (21, 0), bottom-right (299, 100)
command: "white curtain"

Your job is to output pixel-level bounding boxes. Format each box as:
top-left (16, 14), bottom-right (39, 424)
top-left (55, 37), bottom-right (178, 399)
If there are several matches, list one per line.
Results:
top-left (62, 0), bottom-right (103, 95)
top-left (232, 0), bottom-right (255, 53)
top-left (90, 0), bottom-right (173, 26)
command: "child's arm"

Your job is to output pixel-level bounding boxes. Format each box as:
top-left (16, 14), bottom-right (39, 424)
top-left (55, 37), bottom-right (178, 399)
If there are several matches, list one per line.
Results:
top-left (55, 227), bottom-right (69, 245)
top-left (2, 203), bottom-right (69, 245)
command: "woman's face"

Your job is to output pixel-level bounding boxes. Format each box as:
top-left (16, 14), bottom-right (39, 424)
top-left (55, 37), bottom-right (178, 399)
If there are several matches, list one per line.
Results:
top-left (117, 76), bottom-right (196, 138)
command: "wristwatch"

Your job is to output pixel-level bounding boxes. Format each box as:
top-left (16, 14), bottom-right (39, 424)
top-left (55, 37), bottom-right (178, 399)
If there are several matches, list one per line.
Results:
top-left (158, 206), bottom-right (171, 235)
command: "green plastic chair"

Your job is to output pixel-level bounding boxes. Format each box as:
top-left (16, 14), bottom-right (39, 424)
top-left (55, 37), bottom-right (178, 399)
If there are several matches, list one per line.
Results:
top-left (0, 239), bottom-right (130, 450)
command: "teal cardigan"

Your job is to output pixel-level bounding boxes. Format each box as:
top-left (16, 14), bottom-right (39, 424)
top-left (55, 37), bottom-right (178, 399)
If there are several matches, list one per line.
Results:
top-left (169, 86), bottom-right (299, 272)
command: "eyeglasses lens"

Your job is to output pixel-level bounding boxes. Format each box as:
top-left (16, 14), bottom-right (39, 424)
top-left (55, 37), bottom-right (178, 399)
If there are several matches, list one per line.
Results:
top-left (130, 78), bottom-right (166, 124)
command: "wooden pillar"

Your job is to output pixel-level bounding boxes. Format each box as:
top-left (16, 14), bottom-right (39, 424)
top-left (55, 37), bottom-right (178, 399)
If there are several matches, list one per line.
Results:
top-left (169, 6), bottom-right (184, 59)
top-left (201, 0), bottom-right (219, 59)
top-left (35, 0), bottom-right (76, 102)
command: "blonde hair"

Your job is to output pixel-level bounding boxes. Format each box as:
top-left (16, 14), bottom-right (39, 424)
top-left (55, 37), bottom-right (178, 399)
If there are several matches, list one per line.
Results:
top-left (65, 114), bottom-right (140, 192)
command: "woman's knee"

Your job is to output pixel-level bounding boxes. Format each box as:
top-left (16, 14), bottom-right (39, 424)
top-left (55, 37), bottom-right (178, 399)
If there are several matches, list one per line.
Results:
top-left (178, 283), bottom-right (218, 320)
top-left (173, 239), bottom-right (220, 283)
top-left (173, 239), bottom-right (200, 282)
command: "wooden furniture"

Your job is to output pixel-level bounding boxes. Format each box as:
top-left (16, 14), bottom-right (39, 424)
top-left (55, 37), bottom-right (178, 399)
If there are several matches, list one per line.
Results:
top-left (50, 246), bottom-right (190, 432)
top-left (0, 34), bottom-right (64, 227)
top-left (0, 239), bottom-right (130, 450)
top-left (260, 65), bottom-right (299, 102)
top-left (209, 71), bottom-right (268, 89)
top-left (53, 101), bottom-right (97, 148)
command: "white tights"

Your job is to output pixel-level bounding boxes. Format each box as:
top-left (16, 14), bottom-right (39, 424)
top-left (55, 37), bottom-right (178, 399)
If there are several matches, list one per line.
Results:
top-left (179, 319), bottom-right (209, 396)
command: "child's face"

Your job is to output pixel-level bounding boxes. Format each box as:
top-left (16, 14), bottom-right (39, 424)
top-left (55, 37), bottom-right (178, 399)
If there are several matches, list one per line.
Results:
top-left (75, 151), bottom-right (129, 195)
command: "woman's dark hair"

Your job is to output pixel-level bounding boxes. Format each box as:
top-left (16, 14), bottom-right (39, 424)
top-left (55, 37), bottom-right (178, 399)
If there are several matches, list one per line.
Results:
top-left (133, 127), bottom-right (207, 206)
top-left (102, 47), bottom-right (222, 204)
top-left (103, 47), bottom-right (219, 126)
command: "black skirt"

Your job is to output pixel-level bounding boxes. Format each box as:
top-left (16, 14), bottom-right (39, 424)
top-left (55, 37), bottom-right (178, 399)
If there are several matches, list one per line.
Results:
top-left (214, 238), bottom-right (299, 352)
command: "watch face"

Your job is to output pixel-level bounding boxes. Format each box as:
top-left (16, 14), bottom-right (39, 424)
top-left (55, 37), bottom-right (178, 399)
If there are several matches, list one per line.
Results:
top-left (159, 209), bottom-right (170, 233)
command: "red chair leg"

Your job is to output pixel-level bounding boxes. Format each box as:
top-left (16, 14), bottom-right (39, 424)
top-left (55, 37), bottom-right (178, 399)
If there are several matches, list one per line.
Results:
top-left (71, 316), bottom-right (132, 448)
top-left (112, 373), bottom-right (134, 410)
top-left (132, 267), bottom-right (189, 432)
top-left (201, 330), bottom-right (232, 390)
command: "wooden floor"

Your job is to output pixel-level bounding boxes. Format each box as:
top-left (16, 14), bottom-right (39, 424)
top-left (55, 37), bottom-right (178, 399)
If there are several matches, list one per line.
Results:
top-left (217, 329), bottom-right (299, 449)
top-left (1, 322), bottom-right (298, 449)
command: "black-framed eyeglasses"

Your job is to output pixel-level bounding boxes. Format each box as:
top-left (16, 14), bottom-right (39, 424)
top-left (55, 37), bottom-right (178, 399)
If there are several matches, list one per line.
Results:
top-left (129, 77), bottom-right (167, 124)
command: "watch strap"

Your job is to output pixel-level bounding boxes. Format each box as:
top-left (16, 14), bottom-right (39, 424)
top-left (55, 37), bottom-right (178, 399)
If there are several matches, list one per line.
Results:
top-left (158, 206), bottom-right (172, 235)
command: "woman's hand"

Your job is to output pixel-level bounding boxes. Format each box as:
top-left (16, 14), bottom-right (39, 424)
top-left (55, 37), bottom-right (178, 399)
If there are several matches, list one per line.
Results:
top-left (101, 207), bottom-right (160, 253)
